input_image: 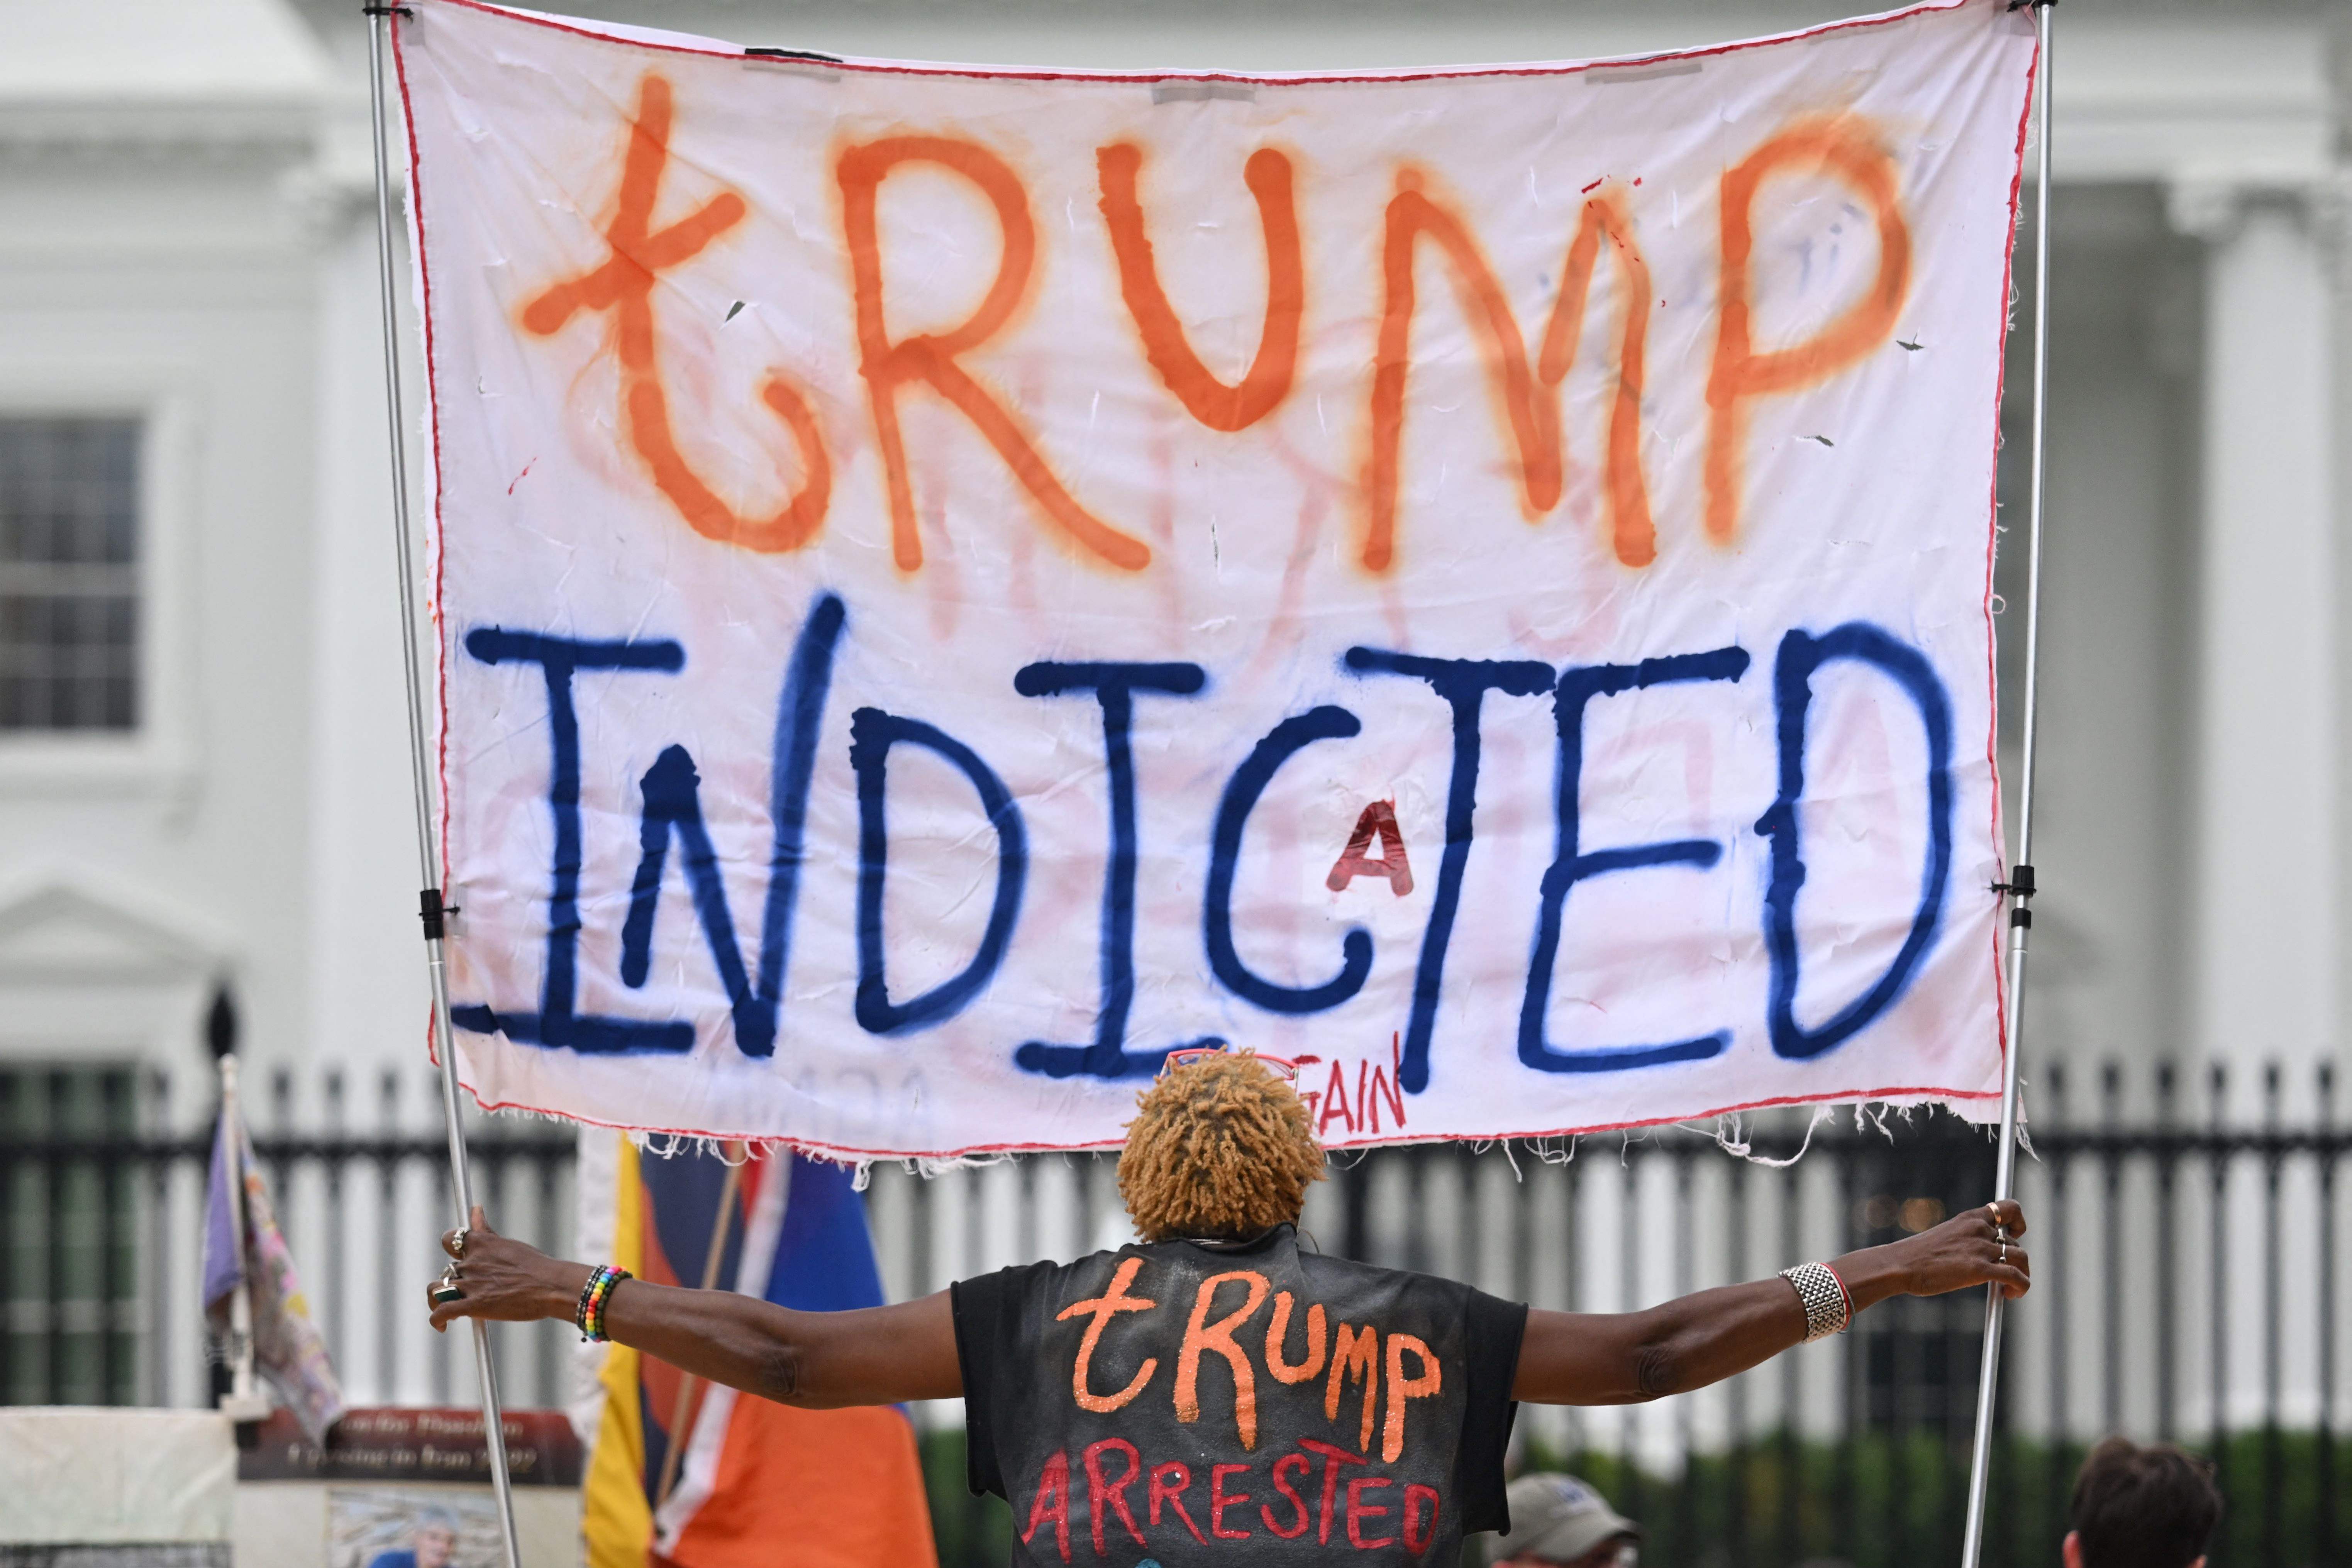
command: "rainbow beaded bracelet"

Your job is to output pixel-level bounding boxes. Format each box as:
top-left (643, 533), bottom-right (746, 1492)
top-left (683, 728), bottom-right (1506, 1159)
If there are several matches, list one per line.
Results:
top-left (576, 1263), bottom-right (630, 1343)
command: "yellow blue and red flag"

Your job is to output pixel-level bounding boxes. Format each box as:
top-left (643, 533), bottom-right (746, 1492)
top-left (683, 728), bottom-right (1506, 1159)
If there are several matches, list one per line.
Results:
top-left (573, 1134), bottom-right (935, 1568)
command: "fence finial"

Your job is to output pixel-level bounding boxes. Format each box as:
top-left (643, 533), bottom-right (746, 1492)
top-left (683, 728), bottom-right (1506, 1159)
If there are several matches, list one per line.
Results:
top-left (205, 984), bottom-right (238, 1060)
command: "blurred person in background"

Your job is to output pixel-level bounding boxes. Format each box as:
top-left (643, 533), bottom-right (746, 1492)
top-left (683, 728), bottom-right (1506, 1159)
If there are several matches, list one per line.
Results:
top-left (364, 1505), bottom-right (460, 1568)
top-left (2064, 1437), bottom-right (2221, 1568)
top-left (1484, 1472), bottom-right (1639, 1568)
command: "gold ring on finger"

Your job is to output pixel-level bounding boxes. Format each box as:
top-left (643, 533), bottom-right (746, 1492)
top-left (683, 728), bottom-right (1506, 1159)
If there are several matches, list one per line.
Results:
top-left (451, 1227), bottom-right (469, 1258)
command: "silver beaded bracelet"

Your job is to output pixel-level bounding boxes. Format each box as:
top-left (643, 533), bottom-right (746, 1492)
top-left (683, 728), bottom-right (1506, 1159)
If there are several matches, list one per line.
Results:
top-left (1780, 1260), bottom-right (1852, 1342)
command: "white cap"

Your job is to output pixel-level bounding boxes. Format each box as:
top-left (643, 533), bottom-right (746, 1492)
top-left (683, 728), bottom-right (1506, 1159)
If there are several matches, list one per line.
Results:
top-left (1486, 1473), bottom-right (1639, 1565)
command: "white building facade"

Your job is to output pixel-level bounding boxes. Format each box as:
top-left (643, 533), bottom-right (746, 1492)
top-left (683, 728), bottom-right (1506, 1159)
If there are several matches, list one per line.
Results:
top-left (0, 0), bottom-right (2343, 1439)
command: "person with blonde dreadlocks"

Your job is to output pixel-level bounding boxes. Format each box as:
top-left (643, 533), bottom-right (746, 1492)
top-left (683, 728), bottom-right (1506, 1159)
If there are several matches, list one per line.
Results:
top-left (427, 1051), bottom-right (2030, 1566)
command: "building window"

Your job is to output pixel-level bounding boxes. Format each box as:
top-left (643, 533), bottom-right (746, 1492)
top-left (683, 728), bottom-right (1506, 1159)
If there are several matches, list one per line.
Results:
top-left (0, 418), bottom-right (140, 733)
top-left (0, 1065), bottom-right (143, 1406)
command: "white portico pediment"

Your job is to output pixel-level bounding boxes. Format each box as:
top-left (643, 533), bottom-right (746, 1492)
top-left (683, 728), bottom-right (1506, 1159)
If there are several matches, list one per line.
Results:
top-left (0, 873), bottom-right (232, 1068)
top-left (0, 872), bottom-right (227, 984)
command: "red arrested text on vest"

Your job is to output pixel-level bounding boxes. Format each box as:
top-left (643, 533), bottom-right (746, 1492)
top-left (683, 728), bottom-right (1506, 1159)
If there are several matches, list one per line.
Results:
top-left (1023, 1438), bottom-right (1445, 1560)
top-left (1022, 1258), bottom-right (1449, 1558)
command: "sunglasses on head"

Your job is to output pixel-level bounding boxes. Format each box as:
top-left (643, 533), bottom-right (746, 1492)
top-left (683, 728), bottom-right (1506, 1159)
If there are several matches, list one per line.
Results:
top-left (1159, 1045), bottom-right (1303, 1083)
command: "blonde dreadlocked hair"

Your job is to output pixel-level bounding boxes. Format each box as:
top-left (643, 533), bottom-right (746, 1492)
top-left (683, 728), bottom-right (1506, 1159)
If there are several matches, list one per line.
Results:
top-left (1118, 1052), bottom-right (1325, 1243)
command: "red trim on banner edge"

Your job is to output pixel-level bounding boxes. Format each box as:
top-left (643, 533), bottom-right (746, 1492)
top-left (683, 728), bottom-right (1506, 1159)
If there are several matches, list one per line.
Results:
top-left (393, 15), bottom-right (463, 1081)
top-left (1979, 15), bottom-right (2043, 1072)
top-left (417, 0), bottom-right (1983, 90)
top-left (447, 1070), bottom-right (2002, 1168)
top-left (405, 0), bottom-right (2032, 1150)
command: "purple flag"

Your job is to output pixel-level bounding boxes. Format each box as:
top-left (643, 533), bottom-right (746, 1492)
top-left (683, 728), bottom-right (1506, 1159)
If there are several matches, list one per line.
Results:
top-left (203, 1092), bottom-right (346, 1443)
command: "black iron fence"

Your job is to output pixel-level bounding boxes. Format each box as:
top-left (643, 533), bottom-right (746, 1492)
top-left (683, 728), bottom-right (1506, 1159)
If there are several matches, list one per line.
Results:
top-left (3, 1058), bottom-right (2344, 1568)
top-left (0, 1064), bottom-right (579, 1414)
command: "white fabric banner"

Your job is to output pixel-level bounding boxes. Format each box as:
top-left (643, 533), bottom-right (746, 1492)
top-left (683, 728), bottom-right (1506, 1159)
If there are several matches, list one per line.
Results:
top-left (396, 0), bottom-right (2036, 1158)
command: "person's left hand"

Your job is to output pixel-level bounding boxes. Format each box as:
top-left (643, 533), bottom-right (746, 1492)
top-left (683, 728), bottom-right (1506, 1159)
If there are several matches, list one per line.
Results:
top-left (426, 1206), bottom-right (592, 1332)
top-left (1886, 1198), bottom-right (2031, 1300)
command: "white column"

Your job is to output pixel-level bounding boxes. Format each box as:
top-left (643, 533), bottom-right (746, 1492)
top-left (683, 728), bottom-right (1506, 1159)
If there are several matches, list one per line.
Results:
top-left (2172, 177), bottom-right (2338, 1436)
top-left (2172, 181), bottom-right (2337, 1079)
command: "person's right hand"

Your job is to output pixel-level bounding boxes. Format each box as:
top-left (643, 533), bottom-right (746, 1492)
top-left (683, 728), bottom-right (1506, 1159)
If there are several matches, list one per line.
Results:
top-left (425, 1206), bottom-right (594, 1332)
top-left (1885, 1198), bottom-right (2032, 1300)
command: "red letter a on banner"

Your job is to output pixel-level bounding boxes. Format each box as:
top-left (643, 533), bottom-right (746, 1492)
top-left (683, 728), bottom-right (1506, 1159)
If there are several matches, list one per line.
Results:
top-left (1326, 801), bottom-right (1413, 896)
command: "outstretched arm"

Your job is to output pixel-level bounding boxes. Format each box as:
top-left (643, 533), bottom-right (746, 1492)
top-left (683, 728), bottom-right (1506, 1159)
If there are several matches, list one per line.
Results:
top-left (1513, 1199), bottom-right (2029, 1405)
top-left (426, 1207), bottom-right (962, 1408)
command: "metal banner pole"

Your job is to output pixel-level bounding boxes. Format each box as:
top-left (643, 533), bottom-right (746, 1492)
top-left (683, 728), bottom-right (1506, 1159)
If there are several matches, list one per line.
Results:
top-left (1960, 2), bottom-right (2055, 1563)
top-left (364, 8), bottom-right (525, 1567)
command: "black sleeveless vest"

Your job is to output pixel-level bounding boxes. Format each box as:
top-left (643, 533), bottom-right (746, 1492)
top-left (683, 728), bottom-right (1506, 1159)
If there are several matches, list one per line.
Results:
top-left (954, 1227), bottom-right (1526, 1566)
